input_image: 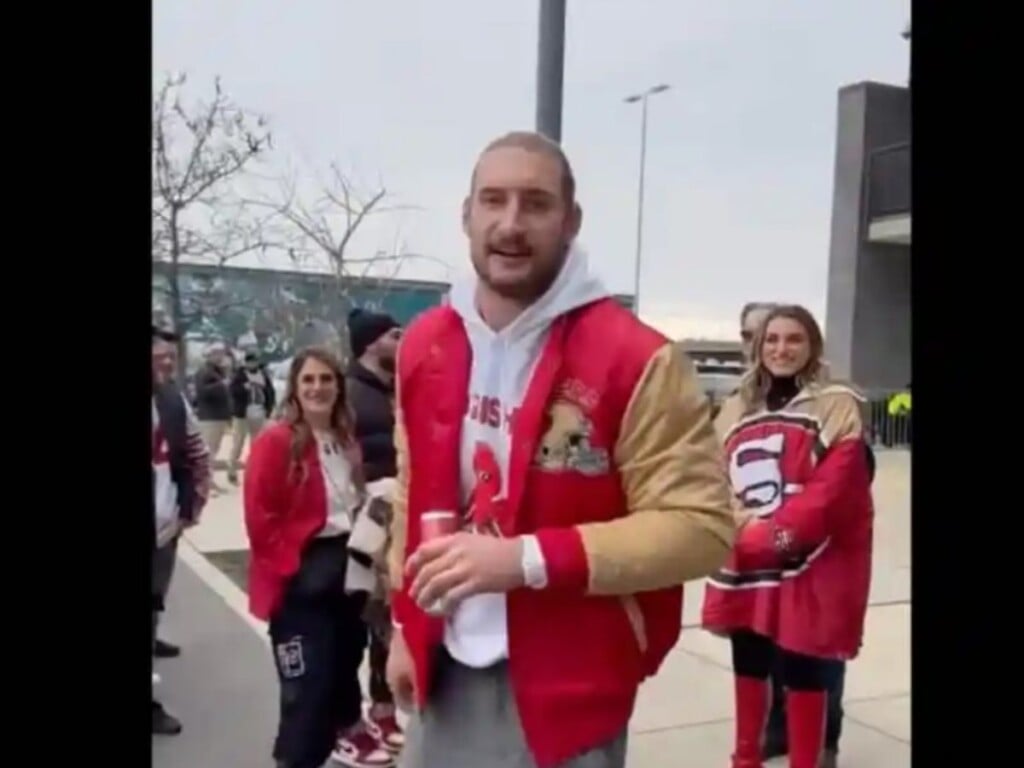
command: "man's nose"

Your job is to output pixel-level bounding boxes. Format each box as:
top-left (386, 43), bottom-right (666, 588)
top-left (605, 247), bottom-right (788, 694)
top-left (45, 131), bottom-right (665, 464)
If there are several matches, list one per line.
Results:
top-left (496, 199), bottom-right (526, 231)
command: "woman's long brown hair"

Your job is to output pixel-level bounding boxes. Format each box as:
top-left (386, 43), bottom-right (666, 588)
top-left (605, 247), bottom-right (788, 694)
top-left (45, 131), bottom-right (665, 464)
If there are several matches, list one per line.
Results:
top-left (279, 346), bottom-right (364, 489)
top-left (737, 304), bottom-right (829, 414)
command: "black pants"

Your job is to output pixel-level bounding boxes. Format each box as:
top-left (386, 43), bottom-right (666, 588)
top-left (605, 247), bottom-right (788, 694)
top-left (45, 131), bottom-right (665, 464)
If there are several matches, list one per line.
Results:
top-left (269, 543), bottom-right (368, 768)
top-left (152, 536), bottom-right (179, 645)
top-left (152, 536), bottom-right (178, 706)
top-left (731, 630), bottom-right (831, 690)
top-left (368, 625), bottom-right (392, 705)
top-left (363, 591), bottom-right (396, 706)
top-left (766, 660), bottom-right (846, 751)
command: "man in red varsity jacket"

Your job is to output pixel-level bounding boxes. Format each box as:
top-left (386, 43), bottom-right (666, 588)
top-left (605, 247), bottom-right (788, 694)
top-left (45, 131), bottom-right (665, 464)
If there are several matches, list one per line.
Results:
top-left (384, 131), bottom-right (736, 768)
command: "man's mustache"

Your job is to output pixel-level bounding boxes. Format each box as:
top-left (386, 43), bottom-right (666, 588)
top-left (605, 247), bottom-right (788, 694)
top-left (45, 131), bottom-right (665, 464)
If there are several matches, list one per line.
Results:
top-left (488, 237), bottom-right (531, 252)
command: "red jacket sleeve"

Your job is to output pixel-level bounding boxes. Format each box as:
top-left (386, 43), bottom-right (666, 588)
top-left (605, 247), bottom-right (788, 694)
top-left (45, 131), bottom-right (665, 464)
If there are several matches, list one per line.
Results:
top-left (243, 425), bottom-right (302, 578)
top-left (772, 437), bottom-right (868, 547)
top-left (182, 397), bottom-right (212, 513)
top-left (534, 527), bottom-right (590, 591)
top-left (390, 588), bottom-right (416, 628)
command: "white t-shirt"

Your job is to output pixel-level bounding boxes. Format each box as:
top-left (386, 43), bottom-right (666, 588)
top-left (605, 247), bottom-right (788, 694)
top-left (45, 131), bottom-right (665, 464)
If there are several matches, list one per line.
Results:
top-left (315, 433), bottom-right (360, 537)
top-left (152, 398), bottom-right (179, 546)
top-left (245, 370), bottom-right (268, 420)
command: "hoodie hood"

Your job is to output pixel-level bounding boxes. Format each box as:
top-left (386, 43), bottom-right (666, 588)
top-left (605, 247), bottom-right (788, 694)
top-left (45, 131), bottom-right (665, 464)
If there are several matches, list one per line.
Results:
top-left (448, 241), bottom-right (609, 341)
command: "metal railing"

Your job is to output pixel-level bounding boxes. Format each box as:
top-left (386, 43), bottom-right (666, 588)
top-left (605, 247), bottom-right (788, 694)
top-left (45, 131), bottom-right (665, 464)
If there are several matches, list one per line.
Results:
top-left (866, 142), bottom-right (911, 219)
top-left (862, 389), bottom-right (912, 449)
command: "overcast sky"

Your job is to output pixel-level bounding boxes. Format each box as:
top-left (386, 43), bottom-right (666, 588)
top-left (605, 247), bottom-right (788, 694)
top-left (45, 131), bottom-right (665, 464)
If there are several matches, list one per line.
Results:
top-left (154, 0), bottom-right (909, 340)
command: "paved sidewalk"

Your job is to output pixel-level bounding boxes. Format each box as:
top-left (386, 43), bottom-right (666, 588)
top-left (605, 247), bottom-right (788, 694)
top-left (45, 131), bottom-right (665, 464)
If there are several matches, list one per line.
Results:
top-left (151, 555), bottom-right (277, 768)
top-left (161, 448), bottom-right (910, 767)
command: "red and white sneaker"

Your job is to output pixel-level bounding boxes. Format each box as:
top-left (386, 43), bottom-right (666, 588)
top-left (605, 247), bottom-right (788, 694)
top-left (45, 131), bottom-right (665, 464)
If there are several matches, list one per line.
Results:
top-left (366, 711), bottom-right (405, 753)
top-left (330, 727), bottom-right (394, 768)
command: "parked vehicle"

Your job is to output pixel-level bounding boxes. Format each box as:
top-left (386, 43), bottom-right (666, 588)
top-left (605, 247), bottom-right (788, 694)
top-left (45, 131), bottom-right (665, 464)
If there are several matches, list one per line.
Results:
top-left (695, 363), bottom-right (743, 418)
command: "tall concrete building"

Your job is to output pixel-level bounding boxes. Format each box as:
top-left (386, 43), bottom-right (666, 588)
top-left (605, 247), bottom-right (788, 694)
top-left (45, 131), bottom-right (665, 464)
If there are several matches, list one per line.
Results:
top-left (823, 37), bottom-right (910, 391)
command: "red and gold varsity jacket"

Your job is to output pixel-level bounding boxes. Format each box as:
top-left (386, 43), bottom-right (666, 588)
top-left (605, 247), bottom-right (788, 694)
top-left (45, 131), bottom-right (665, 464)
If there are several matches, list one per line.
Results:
top-left (387, 298), bottom-right (735, 767)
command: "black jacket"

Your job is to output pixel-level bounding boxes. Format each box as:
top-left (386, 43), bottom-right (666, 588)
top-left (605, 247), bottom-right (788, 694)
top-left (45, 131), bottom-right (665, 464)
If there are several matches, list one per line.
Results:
top-left (229, 366), bottom-right (276, 419)
top-left (346, 362), bottom-right (396, 482)
top-left (193, 362), bottom-right (232, 421)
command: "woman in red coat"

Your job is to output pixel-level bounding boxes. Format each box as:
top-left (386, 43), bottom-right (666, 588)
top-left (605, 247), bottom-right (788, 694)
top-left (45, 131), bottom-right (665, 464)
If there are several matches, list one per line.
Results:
top-left (244, 346), bottom-right (394, 768)
top-left (701, 305), bottom-right (873, 768)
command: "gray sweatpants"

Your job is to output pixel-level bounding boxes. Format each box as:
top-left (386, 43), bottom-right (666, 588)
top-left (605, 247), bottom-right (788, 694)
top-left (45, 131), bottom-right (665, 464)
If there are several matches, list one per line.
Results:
top-left (400, 650), bottom-right (627, 768)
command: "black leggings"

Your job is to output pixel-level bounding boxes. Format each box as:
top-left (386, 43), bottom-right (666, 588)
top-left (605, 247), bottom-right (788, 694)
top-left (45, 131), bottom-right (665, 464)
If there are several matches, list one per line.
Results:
top-left (363, 595), bottom-right (395, 705)
top-left (368, 624), bottom-right (392, 704)
top-left (731, 630), bottom-right (830, 691)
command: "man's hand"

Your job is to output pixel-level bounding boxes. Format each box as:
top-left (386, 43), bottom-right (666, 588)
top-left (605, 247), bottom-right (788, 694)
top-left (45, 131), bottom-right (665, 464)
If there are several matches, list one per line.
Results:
top-left (406, 532), bottom-right (525, 613)
top-left (386, 631), bottom-right (416, 711)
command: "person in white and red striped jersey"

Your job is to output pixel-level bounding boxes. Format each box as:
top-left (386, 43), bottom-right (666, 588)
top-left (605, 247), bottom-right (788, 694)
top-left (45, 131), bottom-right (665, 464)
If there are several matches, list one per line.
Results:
top-left (152, 324), bottom-right (212, 735)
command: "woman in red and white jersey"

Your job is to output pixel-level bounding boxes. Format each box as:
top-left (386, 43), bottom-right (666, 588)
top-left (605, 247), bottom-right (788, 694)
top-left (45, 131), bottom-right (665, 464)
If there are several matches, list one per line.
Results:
top-left (701, 304), bottom-right (873, 768)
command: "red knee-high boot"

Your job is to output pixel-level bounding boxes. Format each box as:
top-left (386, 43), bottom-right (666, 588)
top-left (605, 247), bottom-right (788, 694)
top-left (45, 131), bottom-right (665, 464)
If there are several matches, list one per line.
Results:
top-left (731, 676), bottom-right (770, 768)
top-left (785, 690), bottom-right (827, 768)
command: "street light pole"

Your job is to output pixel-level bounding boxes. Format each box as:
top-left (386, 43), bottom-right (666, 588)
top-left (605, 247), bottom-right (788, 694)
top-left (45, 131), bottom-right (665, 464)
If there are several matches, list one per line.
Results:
top-left (902, 20), bottom-right (911, 84)
top-left (624, 83), bottom-right (670, 317)
top-left (536, 0), bottom-right (567, 142)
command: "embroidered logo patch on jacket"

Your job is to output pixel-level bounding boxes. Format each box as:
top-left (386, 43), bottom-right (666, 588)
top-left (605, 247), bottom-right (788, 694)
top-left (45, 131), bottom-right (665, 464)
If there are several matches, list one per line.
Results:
top-left (533, 398), bottom-right (610, 475)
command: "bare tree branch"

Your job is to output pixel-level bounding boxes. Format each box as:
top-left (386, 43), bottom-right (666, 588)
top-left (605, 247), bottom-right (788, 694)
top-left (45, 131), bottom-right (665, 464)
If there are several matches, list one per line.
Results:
top-left (152, 72), bottom-right (280, 373)
top-left (248, 162), bottom-right (426, 297)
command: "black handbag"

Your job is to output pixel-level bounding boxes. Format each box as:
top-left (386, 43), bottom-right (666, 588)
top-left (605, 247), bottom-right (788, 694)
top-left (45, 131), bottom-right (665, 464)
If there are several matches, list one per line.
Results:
top-left (288, 536), bottom-right (349, 599)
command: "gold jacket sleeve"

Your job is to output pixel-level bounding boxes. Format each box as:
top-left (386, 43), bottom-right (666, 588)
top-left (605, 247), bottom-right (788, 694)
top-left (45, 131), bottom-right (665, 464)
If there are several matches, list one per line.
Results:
top-left (579, 342), bottom-right (736, 595)
top-left (386, 386), bottom-right (410, 593)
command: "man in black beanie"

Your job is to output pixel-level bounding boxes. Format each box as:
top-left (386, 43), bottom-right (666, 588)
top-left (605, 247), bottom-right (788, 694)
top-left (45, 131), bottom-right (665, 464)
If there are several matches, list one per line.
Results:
top-left (345, 307), bottom-right (406, 755)
top-left (347, 308), bottom-right (402, 478)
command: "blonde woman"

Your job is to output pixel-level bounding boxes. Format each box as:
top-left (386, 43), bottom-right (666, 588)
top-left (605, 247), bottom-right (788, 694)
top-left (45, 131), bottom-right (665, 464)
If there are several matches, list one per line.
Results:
top-left (702, 305), bottom-right (874, 768)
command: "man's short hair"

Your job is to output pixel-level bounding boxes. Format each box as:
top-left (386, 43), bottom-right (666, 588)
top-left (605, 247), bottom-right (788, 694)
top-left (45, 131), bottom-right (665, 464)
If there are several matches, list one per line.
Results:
top-left (152, 324), bottom-right (179, 343)
top-left (471, 131), bottom-right (576, 205)
top-left (739, 302), bottom-right (779, 327)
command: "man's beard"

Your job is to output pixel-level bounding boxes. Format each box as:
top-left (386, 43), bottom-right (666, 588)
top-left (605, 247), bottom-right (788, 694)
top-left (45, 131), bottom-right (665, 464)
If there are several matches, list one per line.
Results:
top-left (475, 240), bottom-right (569, 302)
top-left (378, 354), bottom-right (396, 374)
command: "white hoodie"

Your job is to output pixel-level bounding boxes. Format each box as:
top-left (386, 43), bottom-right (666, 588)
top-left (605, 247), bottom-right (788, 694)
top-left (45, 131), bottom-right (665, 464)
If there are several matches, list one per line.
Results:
top-left (444, 243), bottom-right (610, 668)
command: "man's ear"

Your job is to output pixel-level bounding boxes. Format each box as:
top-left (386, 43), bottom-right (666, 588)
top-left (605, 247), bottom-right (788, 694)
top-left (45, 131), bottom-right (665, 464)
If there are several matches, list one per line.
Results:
top-left (461, 196), bottom-right (471, 236)
top-left (566, 202), bottom-right (583, 240)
